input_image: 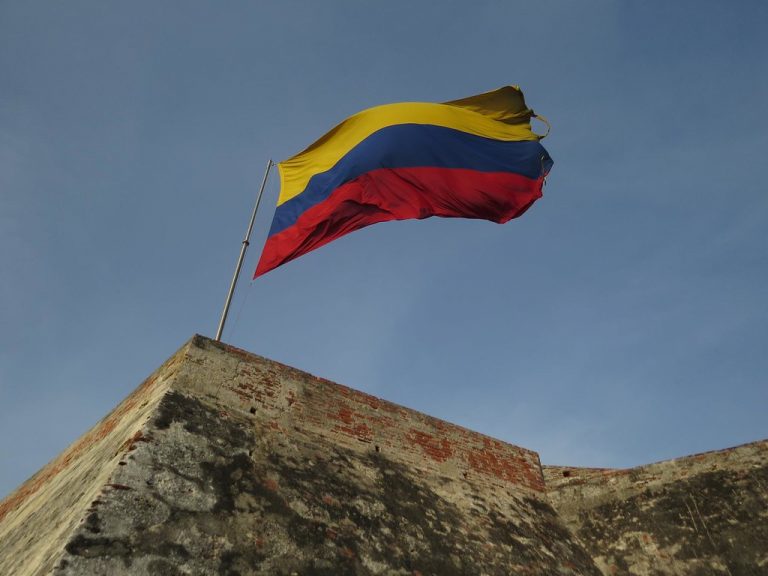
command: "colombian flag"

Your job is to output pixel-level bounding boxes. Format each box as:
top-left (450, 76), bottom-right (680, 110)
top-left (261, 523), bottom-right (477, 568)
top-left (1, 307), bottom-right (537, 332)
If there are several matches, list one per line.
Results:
top-left (254, 86), bottom-right (553, 277)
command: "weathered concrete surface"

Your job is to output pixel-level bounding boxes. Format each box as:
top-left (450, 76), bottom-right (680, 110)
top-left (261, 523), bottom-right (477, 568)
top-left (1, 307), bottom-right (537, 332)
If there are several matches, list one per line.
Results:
top-left (0, 335), bottom-right (600, 575)
top-left (544, 440), bottom-right (768, 575)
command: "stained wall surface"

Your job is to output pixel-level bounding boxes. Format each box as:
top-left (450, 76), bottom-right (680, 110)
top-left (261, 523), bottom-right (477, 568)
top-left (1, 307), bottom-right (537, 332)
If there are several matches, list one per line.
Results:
top-left (1, 335), bottom-right (765, 575)
top-left (0, 336), bottom-right (600, 575)
top-left (0, 345), bottom-right (188, 576)
top-left (544, 440), bottom-right (768, 575)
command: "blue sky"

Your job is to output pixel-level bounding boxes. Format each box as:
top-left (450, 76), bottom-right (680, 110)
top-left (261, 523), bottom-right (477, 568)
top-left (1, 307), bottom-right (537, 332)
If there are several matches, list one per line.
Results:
top-left (1, 1), bottom-right (767, 498)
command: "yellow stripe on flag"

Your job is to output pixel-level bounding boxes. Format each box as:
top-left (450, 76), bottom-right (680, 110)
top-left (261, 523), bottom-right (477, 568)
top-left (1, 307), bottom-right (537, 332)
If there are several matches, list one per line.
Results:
top-left (277, 86), bottom-right (542, 206)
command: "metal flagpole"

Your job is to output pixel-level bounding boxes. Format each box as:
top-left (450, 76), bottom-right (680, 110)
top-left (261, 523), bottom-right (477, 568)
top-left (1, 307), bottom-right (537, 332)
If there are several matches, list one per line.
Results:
top-left (215, 159), bottom-right (274, 342)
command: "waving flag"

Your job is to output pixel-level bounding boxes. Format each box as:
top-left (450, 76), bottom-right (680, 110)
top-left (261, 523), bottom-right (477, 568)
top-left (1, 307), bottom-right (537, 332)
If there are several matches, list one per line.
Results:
top-left (254, 86), bottom-right (553, 277)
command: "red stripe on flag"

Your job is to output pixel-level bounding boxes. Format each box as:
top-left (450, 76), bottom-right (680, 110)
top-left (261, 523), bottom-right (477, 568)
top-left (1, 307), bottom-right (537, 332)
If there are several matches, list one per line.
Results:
top-left (255, 166), bottom-right (543, 277)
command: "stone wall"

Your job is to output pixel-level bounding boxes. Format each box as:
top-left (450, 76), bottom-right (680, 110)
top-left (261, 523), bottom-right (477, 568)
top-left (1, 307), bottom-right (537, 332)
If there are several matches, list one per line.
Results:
top-left (0, 344), bottom-right (188, 576)
top-left (0, 335), bottom-right (600, 575)
top-left (544, 440), bottom-right (768, 575)
top-left (2, 334), bottom-right (765, 575)
top-left (185, 337), bottom-right (546, 494)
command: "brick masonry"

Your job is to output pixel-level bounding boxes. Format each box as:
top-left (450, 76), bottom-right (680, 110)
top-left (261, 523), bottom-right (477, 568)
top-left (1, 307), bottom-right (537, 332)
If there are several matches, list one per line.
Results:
top-left (0, 335), bottom-right (599, 575)
top-left (0, 335), bottom-right (765, 575)
top-left (201, 337), bottom-right (546, 495)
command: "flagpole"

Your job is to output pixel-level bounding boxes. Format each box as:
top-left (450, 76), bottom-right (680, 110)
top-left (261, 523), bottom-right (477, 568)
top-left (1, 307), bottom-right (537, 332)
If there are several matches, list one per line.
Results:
top-left (215, 159), bottom-right (274, 342)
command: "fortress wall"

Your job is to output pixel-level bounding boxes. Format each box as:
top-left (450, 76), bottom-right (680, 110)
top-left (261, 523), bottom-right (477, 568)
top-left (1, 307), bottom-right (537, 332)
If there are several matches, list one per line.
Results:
top-left (544, 440), bottom-right (768, 575)
top-left (1, 335), bottom-right (601, 575)
top-left (185, 336), bottom-right (545, 495)
top-left (0, 342), bottom-right (192, 576)
top-left (5, 334), bottom-right (764, 575)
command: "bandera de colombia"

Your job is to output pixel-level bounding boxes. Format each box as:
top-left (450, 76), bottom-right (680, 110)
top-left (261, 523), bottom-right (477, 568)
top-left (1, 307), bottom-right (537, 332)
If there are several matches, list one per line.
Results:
top-left (254, 85), bottom-right (553, 277)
